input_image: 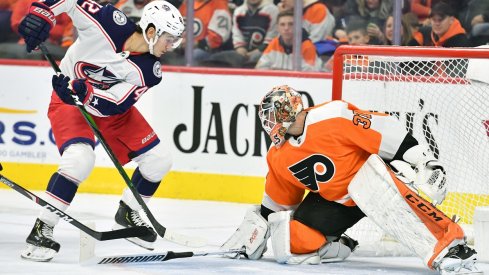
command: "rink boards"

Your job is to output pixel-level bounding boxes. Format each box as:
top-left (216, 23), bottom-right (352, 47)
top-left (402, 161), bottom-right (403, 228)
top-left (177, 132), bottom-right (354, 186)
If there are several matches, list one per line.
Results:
top-left (1, 61), bottom-right (487, 207)
top-left (0, 61), bottom-right (331, 203)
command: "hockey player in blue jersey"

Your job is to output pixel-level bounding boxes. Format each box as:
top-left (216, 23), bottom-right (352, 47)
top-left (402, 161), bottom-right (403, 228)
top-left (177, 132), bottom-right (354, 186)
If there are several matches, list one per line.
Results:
top-left (17, 0), bottom-right (184, 261)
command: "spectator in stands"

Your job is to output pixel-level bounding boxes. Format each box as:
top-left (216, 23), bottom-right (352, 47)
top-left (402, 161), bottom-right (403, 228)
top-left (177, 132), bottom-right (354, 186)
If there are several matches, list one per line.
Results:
top-left (365, 20), bottom-right (384, 44)
top-left (324, 0), bottom-right (349, 42)
top-left (229, 0), bottom-right (245, 11)
top-left (347, 0), bottom-right (393, 26)
top-left (256, 10), bottom-right (322, 71)
top-left (203, 0), bottom-right (279, 68)
top-left (410, 0), bottom-right (432, 25)
top-left (383, 14), bottom-right (417, 45)
top-left (277, 0), bottom-right (336, 43)
top-left (403, 12), bottom-right (423, 45)
top-left (233, 0), bottom-right (279, 66)
top-left (115, 0), bottom-right (151, 23)
top-left (334, 0), bottom-right (408, 44)
top-left (412, 2), bottom-right (470, 47)
top-left (411, 0), bottom-right (467, 27)
top-left (0, 0), bottom-right (73, 60)
top-left (322, 0), bottom-right (346, 13)
top-left (323, 19), bottom-right (371, 72)
top-left (458, 0), bottom-right (489, 46)
top-left (178, 0), bottom-right (232, 63)
top-left (345, 19), bottom-right (372, 45)
top-left (0, 0), bottom-right (18, 43)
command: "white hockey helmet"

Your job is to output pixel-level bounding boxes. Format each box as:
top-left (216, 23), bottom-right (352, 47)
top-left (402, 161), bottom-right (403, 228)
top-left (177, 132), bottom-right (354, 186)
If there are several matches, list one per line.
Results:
top-left (258, 85), bottom-right (303, 148)
top-left (138, 0), bottom-right (185, 54)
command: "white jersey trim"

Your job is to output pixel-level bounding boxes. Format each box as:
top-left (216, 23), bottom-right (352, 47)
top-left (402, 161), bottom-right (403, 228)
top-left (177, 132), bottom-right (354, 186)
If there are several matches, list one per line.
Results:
top-left (126, 58), bottom-right (145, 86)
top-left (262, 193), bottom-right (300, 212)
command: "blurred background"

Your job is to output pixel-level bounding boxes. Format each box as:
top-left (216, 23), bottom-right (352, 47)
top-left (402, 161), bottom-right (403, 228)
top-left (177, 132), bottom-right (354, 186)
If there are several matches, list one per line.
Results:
top-left (2, 0), bottom-right (489, 71)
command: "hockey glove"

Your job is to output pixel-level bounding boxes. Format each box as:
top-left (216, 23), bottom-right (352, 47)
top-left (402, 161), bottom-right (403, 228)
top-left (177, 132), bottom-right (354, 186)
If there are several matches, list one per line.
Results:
top-left (18, 2), bottom-right (56, 53)
top-left (52, 74), bottom-right (94, 106)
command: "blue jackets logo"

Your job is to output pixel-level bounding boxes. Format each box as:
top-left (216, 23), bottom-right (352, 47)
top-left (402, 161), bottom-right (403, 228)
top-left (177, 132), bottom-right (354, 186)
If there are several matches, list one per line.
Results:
top-left (74, 62), bottom-right (122, 90)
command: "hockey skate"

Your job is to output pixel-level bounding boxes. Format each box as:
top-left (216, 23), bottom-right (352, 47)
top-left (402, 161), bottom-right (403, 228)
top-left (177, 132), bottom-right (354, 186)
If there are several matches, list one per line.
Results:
top-left (21, 218), bottom-right (60, 262)
top-left (338, 235), bottom-right (359, 252)
top-left (319, 235), bottom-right (359, 263)
top-left (435, 243), bottom-right (481, 275)
top-left (113, 200), bottom-right (157, 250)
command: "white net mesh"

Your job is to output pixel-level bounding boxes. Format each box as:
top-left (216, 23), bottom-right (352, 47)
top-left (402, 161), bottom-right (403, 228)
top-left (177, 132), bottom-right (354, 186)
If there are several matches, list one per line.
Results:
top-left (334, 47), bottom-right (489, 256)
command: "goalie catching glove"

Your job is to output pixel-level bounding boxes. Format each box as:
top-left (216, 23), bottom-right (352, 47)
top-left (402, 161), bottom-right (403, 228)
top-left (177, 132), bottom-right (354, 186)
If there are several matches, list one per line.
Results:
top-left (220, 205), bottom-right (270, 260)
top-left (391, 145), bottom-right (447, 206)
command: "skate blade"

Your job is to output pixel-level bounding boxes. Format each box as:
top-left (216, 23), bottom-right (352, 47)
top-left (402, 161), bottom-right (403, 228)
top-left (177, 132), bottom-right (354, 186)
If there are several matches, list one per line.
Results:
top-left (20, 244), bottom-right (57, 262)
top-left (112, 224), bottom-right (155, 251)
top-left (440, 270), bottom-right (483, 275)
top-left (439, 257), bottom-right (482, 275)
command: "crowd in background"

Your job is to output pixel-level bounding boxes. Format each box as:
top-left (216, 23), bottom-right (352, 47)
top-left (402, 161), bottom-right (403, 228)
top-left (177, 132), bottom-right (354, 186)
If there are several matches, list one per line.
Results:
top-left (1, 0), bottom-right (489, 72)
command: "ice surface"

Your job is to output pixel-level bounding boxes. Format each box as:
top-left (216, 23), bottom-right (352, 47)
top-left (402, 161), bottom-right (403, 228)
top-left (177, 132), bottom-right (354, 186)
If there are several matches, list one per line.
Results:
top-left (0, 189), bottom-right (487, 275)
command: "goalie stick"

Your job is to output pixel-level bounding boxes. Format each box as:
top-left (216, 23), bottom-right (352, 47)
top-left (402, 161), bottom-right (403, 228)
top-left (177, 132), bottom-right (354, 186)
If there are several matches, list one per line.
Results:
top-left (0, 163), bottom-right (149, 241)
top-left (39, 43), bottom-right (206, 248)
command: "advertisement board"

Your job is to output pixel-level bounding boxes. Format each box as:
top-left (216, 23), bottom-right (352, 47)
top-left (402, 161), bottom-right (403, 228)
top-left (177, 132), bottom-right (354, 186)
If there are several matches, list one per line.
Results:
top-left (0, 61), bottom-right (332, 202)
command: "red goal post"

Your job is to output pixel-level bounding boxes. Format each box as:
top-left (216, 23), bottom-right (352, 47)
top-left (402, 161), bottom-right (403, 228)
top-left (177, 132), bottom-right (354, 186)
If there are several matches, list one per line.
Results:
top-left (331, 45), bottom-right (489, 254)
top-left (332, 45), bottom-right (489, 100)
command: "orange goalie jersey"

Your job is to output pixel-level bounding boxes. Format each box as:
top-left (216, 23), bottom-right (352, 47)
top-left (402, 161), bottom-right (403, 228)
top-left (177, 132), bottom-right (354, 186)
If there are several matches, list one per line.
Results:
top-left (264, 100), bottom-right (410, 208)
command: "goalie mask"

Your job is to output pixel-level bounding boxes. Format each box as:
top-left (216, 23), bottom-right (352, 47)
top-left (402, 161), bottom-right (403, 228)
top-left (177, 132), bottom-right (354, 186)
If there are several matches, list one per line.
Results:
top-left (258, 85), bottom-right (303, 148)
top-left (139, 1), bottom-right (185, 54)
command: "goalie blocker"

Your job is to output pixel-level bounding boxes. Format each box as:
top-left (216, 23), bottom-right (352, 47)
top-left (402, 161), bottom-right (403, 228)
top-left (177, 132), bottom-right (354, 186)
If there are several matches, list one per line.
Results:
top-left (349, 154), bottom-right (479, 274)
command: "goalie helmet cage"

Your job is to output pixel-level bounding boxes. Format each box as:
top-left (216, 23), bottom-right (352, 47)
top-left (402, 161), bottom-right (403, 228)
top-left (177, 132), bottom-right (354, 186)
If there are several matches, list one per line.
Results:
top-left (332, 45), bottom-right (489, 255)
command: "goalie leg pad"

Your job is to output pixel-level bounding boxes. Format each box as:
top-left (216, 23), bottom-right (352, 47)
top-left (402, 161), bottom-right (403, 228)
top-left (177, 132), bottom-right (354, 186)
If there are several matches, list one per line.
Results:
top-left (221, 205), bottom-right (270, 260)
top-left (348, 154), bottom-right (465, 269)
top-left (269, 211), bottom-right (321, 264)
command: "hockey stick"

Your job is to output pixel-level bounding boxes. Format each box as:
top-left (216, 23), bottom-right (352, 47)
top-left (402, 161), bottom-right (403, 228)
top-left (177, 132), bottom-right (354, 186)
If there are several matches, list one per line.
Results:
top-left (39, 44), bottom-right (206, 247)
top-left (82, 249), bottom-right (244, 265)
top-left (0, 163), bottom-right (149, 241)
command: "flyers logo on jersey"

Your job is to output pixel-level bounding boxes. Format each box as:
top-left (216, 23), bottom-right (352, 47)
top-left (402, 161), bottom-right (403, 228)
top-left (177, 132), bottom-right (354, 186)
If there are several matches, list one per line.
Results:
top-left (288, 154), bottom-right (335, 192)
top-left (75, 62), bottom-right (122, 90)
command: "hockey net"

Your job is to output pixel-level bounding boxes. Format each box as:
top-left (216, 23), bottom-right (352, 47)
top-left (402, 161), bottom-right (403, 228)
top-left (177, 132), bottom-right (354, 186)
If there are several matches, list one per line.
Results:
top-left (332, 46), bottom-right (489, 256)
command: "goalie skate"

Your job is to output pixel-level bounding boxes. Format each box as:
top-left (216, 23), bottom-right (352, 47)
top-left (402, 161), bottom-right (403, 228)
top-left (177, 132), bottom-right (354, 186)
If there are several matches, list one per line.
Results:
top-left (435, 244), bottom-right (482, 275)
top-left (21, 218), bottom-right (60, 262)
top-left (113, 200), bottom-right (157, 250)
